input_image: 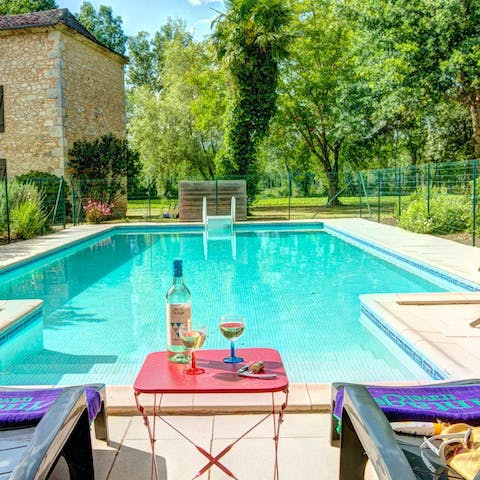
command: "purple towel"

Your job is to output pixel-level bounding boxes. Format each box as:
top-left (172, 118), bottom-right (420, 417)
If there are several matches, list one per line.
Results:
top-left (0, 387), bottom-right (101, 428)
top-left (334, 384), bottom-right (480, 426)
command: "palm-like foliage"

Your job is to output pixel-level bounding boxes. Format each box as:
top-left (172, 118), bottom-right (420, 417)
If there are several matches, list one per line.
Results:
top-left (212, 0), bottom-right (291, 197)
top-left (213, 0), bottom-right (291, 67)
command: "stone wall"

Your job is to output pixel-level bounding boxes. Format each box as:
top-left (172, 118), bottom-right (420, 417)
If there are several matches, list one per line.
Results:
top-left (60, 28), bottom-right (127, 214)
top-left (0, 25), bottom-right (126, 181)
top-left (0, 29), bottom-right (62, 177)
top-left (61, 27), bottom-right (126, 150)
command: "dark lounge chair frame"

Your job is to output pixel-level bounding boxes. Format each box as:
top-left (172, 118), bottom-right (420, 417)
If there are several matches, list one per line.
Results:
top-left (0, 384), bottom-right (109, 480)
top-left (331, 380), bottom-right (480, 480)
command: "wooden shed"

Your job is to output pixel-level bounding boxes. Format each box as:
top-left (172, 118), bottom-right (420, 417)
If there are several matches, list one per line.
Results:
top-left (179, 180), bottom-right (247, 222)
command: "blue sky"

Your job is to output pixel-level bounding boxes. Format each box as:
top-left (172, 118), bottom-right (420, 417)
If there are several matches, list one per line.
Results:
top-left (58, 0), bottom-right (225, 39)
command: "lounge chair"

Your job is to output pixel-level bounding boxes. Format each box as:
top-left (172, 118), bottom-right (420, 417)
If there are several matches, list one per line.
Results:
top-left (330, 380), bottom-right (480, 480)
top-left (0, 383), bottom-right (108, 479)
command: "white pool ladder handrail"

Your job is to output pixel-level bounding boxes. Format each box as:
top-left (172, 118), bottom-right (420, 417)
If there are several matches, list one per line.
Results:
top-left (202, 196), bottom-right (236, 229)
top-left (202, 196), bottom-right (207, 225)
top-left (230, 196), bottom-right (236, 224)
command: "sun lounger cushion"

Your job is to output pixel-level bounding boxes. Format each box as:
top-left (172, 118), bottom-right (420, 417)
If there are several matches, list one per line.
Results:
top-left (0, 387), bottom-right (101, 428)
top-left (334, 384), bottom-right (480, 427)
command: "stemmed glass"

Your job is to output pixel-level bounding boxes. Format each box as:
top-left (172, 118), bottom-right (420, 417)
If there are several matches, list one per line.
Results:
top-left (219, 314), bottom-right (245, 363)
top-left (179, 322), bottom-right (206, 375)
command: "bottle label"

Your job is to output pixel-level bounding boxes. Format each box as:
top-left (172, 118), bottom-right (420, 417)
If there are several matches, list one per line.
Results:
top-left (166, 303), bottom-right (191, 346)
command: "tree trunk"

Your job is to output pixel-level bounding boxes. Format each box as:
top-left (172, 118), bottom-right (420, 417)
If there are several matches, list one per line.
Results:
top-left (469, 89), bottom-right (480, 159)
top-left (326, 168), bottom-right (342, 206)
top-left (326, 143), bottom-right (342, 206)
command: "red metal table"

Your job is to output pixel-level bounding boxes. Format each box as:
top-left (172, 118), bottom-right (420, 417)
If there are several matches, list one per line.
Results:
top-left (134, 348), bottom-right (289, 480)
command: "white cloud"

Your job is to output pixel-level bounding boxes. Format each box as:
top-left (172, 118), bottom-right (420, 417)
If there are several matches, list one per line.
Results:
top-left (187, 0), bottom-right (222, 5)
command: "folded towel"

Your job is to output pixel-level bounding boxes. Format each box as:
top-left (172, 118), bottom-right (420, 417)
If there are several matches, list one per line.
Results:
top-left (0, 387), bottom-right (101, 428)
top-left (334, 384), bottom-right (480, 428)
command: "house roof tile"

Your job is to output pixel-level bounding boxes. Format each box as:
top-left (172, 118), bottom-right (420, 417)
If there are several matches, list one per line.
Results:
top-left (0, 9), bottom-right (125, 59)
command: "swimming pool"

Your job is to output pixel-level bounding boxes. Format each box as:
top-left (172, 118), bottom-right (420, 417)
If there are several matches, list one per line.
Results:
top-left (0, 224), bottom-right (466, 385)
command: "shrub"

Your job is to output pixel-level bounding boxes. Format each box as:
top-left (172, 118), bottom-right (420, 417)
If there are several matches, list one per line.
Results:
top-left (11, 198), bottom-right (49, 239)
top-left (69, 134), bottom-right (139, 205)
top-left (83, 200), bottom-right (113, 223)
top-left (0, 180), bottom-right (49, 239)
top-left (399, 187), bottom-right (470, 234)
top-left (15, 170), bottom-right (70, 222)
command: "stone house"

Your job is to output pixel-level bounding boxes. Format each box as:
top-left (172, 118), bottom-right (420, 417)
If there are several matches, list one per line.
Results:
top-left (0, 9), bottom-right (127, 179)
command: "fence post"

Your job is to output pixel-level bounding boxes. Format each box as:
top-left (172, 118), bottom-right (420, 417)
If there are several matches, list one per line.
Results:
top-left (215, 177), bottom-right (218, 215)
top-left (61, 177), bottom-right (66, 228)
top-left (4, 175), bottom-right (10, 243)
top-left (288, 173), bottom-right (291, 220)
top-left (426, 163), bottom-right (431, 217)
top-left (377, 170), bottom-right (381, 222)
top-left (397, 168), bottom-right (402, 218)
top-left (147, 181), bottom-right (151, 221)
top-left (473, 159), bottom-right (477, 247)
top-left (358, 172), bottom-right (362, 217)
top-left (71, 175), bottom-right (76, 226)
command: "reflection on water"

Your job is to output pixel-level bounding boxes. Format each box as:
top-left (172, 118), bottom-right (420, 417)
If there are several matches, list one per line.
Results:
top-left (203, 231), bottom-right (237, 260)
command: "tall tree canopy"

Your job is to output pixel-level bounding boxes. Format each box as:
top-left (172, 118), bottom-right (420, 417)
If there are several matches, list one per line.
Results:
top-left (349, 0), bottom-right (480, 159)
top-left (76, 1), bottom-right (127, 55)
top-left (212, 0), bottom-right (291, 196)
top-left (126, 18), bottom-right (193, 91)
top-left (0, 0), bottom-right (57, 14)
top-left (276, 0), bottom-right (362, 204)
top-left (129, 37), bottom-right (226, 196)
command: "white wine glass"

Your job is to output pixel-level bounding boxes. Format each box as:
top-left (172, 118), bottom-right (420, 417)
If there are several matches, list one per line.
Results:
top-left (179, 322), bottom-right (206, 375)
top-left (219, 314), bottom-right (245, 364)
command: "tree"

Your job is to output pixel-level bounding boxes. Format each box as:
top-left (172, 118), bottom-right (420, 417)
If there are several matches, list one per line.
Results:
top-left (350, 0), bottom-right (480, 159)
top-left (212, 0), bottom-right (291, 197)
top-left (0, 0), bottom-right (57, 14)
top-left (258, 121), bottom-right (316, 196)
top-left (75, 1), bottom-right (127, 55)
top-left (129, 39), bottom-right (226, 196)
top-left (277, 0), bottom-right (361, 205)
top-left (126, 18), bottom-right (193, 91)
top-left (68, 134), bottom-right (139, 204)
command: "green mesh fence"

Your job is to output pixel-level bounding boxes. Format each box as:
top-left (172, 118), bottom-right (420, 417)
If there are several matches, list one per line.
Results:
top-left (0, 159), bottom-right (478, 246)
top-left (358, 160), bottom-right (478, 246)
top-left (0, 176), bottom-right (67, 243)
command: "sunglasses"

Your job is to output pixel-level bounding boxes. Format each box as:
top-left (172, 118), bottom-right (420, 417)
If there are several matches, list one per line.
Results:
top-left (419, 428), bottom-right (473, 474)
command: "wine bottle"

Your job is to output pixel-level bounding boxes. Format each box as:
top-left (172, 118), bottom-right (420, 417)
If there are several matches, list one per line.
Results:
top-left (166, 258), bottom-right (191, 363)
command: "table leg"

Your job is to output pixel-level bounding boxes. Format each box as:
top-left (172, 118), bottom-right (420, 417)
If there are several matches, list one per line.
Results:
top-left (135, 392), bottom-right (160, 480)
top-left (138, 388), bottom-right (289, 480)
top-left (196, 387), bottom-right (288, 480)
top-left (272, 388), bottom-right (289, 480)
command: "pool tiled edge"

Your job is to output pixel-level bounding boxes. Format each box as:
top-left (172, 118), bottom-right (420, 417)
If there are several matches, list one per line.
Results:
top-left (0, 300), bottom-right (43, 370)
top-left (324, 223), bottom-right (480, 292)
top-left (359, 292), bottom-right (480, 381)
top-left (360, 297), bottom-right (447, 380)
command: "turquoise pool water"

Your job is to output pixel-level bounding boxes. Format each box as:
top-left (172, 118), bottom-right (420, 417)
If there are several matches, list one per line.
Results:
top-left (0, 226), bottom-right (459, 385)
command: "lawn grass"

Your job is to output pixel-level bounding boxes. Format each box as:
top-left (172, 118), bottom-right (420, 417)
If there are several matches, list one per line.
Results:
top-left (126, 195), bottom-right (400, 221)
top-left (122, 194), bottom-right (478, 246)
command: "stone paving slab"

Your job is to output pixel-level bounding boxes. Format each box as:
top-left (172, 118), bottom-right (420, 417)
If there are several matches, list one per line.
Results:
top-left (91, 412), bottom-right (340, 480)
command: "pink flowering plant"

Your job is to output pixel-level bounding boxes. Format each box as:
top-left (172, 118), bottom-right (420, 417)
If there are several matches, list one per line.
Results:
top-left (83, 199), bottom-right (113, 224)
